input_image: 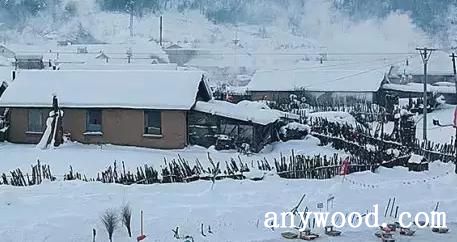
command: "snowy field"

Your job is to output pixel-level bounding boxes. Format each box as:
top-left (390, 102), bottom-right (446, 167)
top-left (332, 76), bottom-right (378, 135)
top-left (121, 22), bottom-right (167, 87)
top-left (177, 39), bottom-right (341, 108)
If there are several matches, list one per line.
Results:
top-left (0, 136), bottom-right (343, 177)
top-left (0, 159), bottom-right (456, 242)
top-left (0, 136), bottom-right (456, 242)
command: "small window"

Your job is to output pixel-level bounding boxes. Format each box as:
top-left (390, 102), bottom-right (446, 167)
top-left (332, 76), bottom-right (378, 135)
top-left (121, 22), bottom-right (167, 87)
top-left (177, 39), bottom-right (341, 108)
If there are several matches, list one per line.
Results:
top-left (144, 110), bottom-right (161, 135)
top-left (86, 110), bottom-right (102, 132)
top-left (28, 109), bottom-right (46, 132)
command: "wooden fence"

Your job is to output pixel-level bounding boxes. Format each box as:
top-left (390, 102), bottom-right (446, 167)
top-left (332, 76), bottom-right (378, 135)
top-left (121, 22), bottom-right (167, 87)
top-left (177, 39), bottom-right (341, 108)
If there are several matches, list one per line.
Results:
top-left (311, 117), bottom-right (456, 164)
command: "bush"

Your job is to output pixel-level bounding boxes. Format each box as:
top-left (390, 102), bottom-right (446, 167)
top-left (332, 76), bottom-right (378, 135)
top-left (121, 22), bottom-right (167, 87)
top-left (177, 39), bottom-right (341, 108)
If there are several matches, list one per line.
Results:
top-left (121, 204), bottom-right (132, 237)
top-left (101, 209), bottom-right (119, 242)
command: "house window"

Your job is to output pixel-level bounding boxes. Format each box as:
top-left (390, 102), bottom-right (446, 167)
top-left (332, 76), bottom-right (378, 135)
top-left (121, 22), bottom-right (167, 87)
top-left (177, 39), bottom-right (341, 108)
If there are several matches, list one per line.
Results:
top-left (144, 111), bottom-right (161, 135)
top-left (28, 109), bottom-right (46, 132)
top-left (86, 110), bottom-right (102, 132)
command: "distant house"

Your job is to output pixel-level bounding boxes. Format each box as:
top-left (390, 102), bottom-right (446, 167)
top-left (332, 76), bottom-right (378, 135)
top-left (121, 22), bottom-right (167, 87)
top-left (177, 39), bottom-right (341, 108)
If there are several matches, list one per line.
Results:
top-left (388, 51), bottom-right (455, 85)
top-left (164, 44), bottom-right (198, 66)
top-left (0, 70), bottom-right (211, 149)
top-left (247, 69), bottom-right (387, 105)
top-left (387, 52), bottom-right (457, 104)
top-left (14, 55), bottom-right (44, 69)
top-left (0, 70), bottom-right (294, 151)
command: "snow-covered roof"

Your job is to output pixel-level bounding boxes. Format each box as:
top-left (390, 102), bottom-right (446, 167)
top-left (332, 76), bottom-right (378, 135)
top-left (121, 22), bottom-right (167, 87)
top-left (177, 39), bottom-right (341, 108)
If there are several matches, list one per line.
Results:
top-left (248, 69), bottom-right (386, 92)
top-left (308, 111), bottom-right (358, 127)
top-left (382, 83), bottom-right (455, 94)
top-left (391, 51), bottom-right (455, 76)
top-left (15, 55), bottom-right (43, 60)
top-left (186, 51), bottom-right (255, 68)
top-left (58, 63), bottom-right (178, 71)
top-left (6, 42), bottom-right (169, 65)
top-left (408, 154), bottom-right (426, 164)
top-left (193, 100), bottom-right (299, 125)
top-left (0, 70), bottom-right (206, 110)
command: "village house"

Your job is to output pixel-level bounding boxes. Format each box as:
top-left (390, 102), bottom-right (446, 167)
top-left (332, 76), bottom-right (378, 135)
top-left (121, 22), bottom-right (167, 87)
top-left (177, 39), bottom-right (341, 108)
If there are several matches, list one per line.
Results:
top-left (247, 69), bottom-right (388, 105)
top-left (0, 69), bottom-right (295, 151)
top-left (388, 51), bottom-right (454, 85)
top-left (0, 70), bottom-right (211, 149)
top-left (387, 52), bottom-right (457, 104)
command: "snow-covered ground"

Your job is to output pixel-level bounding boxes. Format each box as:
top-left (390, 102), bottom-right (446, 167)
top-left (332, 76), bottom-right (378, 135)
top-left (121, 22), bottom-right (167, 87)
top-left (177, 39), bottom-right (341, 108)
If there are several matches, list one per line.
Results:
top-left (415, 104), bottom-right (457, 144)
top-left (0, 136), bottom-right (340, 177)
top-left (0, 137), bottom-right (456, 242)
top-left (0, 157), bottom-right (456, 242)
top-left (368, 104), bottom-right (457, 145)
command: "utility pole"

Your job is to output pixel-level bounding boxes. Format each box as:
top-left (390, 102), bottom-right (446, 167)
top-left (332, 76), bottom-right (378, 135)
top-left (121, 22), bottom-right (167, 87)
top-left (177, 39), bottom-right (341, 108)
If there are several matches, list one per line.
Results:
top-left (52, 0), bottom-right (57, 27)
top-left (450, 53), bottom-right (457, 173)
top-left (129, 0), bottom-right (134, 37)
top-left (451, 53), bottom-right (457, 104)
top-left (159, 16), bottom-right (163, 47)
top-left (416, 47), bottom-right (437, 141)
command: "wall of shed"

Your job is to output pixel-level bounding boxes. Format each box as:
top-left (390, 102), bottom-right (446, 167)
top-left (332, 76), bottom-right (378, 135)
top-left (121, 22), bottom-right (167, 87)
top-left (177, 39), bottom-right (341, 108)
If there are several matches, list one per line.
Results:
top-left (250, 91), bottom-right (374, 104)
top-left (188, 111), bottom-right (276, 152)
top-left (7, 108), bottom-right (187, 149)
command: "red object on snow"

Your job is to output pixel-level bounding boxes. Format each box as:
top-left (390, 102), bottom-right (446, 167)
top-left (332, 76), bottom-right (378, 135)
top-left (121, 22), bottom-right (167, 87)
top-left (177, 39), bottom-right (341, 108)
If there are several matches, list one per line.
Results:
top-left (453, 106), bottom-right (457, 127)
top-left (340, 157), bottom-right (350, 176)
top-left (137, 235), bottom-right (146, 241)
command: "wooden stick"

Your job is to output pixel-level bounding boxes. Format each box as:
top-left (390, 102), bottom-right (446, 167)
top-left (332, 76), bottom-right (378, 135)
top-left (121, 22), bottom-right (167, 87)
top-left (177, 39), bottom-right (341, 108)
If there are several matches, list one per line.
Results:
top-left (140, 210), bottom-right (144, 235)
top-left (384, 198), bottom-right (391, 217)
top-left (389, 197), bottom-right (396, 218)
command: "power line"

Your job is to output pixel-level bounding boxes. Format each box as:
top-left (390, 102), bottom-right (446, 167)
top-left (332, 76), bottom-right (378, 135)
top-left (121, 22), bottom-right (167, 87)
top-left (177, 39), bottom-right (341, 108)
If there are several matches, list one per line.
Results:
top-left (305, 58), bottom-right (408, 87)
top-left (257, 56), bottom-right (407, 73)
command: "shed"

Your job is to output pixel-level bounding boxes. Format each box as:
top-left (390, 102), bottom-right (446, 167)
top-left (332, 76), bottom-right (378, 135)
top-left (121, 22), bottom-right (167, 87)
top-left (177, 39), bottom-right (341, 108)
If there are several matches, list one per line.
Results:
top-left (189, 100), bottom-right (299, 152)
top-left (14, 55), bottom-right (44, 69)
top-left (407, 154), bottom-right (429, 172)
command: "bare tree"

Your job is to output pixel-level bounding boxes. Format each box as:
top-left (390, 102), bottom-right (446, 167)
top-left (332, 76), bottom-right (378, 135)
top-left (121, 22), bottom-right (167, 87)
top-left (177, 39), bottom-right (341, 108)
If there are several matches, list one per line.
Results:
top-left (101, 209), bottom-right (119, 242)
top-left (121, 204), bottom-right (132, 237)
